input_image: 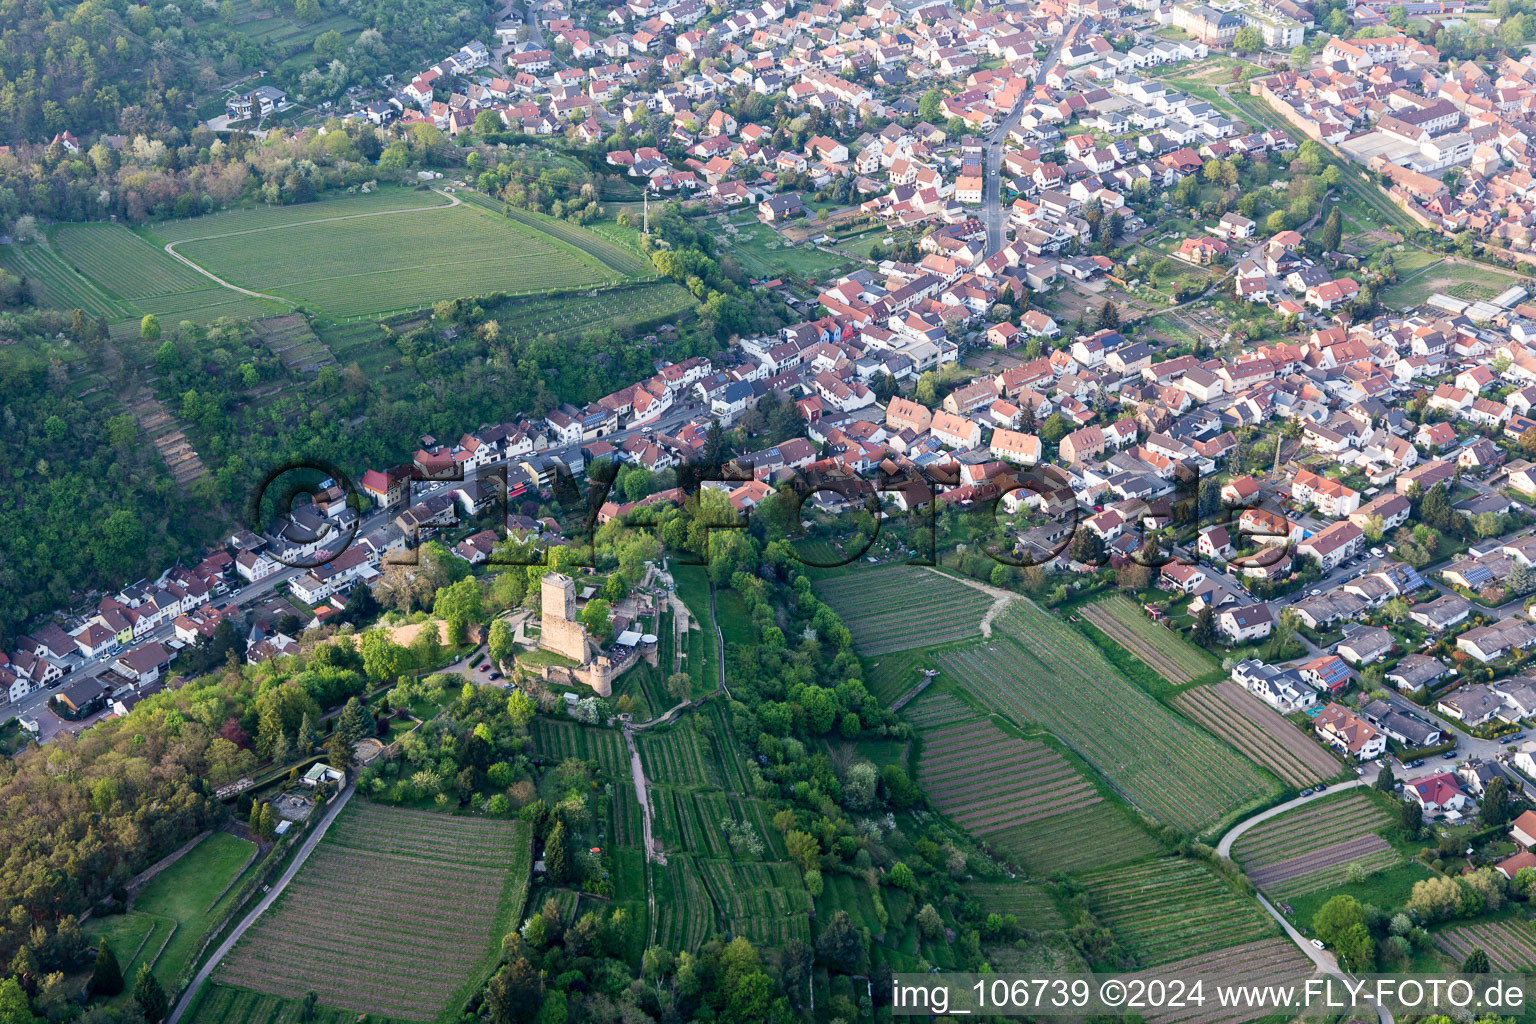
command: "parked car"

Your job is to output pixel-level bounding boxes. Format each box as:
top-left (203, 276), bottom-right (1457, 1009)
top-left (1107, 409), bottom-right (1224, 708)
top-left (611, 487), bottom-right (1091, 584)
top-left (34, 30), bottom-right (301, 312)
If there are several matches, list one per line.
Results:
top-left (489, 671), bottom-right (501, 680)
top-left (1442, 750), bottom-right (1459, 759)
top-left (1311, 939), bottom-right (1326, 950)
top-left (1300, 787), bottom-right (1313, 797)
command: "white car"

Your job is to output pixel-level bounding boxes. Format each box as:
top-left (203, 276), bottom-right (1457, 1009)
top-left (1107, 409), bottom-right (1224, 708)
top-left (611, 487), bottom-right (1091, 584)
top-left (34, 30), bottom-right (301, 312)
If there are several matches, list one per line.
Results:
top-left (1311, 939), bottom-right (1325, 950)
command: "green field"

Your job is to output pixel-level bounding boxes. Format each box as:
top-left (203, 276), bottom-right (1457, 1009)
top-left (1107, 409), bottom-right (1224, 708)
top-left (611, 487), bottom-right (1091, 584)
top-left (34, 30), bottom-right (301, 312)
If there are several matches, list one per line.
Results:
top-left (190, 985), bottom-right (414, 1024)
top-left (716, 214), bottom-right (856, 281)
top-left (209, 803), bottom-right (530, 1022)
top-left (1081, 858), bottom-right (1276, 967)
top-left (167, 195), bottom-right (625, 317)
top-left (937, 600), bottom-right (1278, 833)
top-left (87, 831), bottom-right (258, 996)
top-left (31, 223), bottom-right (283, 325)
top-left (814, 566), bottom-right (995, 656)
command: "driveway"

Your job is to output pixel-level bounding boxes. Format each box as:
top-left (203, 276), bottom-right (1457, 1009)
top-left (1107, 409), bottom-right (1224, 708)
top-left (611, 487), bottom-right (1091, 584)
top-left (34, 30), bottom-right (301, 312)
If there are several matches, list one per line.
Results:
top-left (166, 784), bottom-right (356, 1024)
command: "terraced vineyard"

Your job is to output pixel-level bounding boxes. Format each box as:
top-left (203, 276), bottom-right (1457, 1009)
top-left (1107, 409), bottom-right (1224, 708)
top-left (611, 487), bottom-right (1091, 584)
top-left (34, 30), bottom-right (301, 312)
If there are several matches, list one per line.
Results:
top-left (212, 803), bottom-right (531, 1021)
top-left (698, 860), bottom-right (813, 946)
top-left (902, 690), bottom-right (979, 730)
top-left (991, 802), bottom-right (1164, 875)
top-left (531, 718), bottom-right (632, 778)
top-left (1132, 938), bottom-right (1319, 1024)
top-left (965, 882), bottom-right (1064, 930)
top-left (864, 648), bottom-right (935, 705)
top-left (638, 728), bottom-right (715, 788)
top-left (1081, 594), bottom-right (1218, 684)
top-left (938, 600), bottom-right (1275, 832)
top-left (917, 721), bottom-right (1101, 835)
top-left (1231, 793), bottom-right (1398, 897)
top-left (1434, 919), bottom-right (1536, 970)
top-left (814, 566), bottom-right (994, 656)
top-left (495, 281), bottom-right (695, 338)
top-left (1081, 858), bottom-right (1276, 966)
top-left (1174, 682), bottom-right (1340, 787)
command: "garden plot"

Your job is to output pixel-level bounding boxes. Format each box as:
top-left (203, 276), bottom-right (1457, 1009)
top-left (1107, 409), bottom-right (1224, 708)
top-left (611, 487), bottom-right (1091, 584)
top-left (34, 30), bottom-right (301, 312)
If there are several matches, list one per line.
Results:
top-left (917, 721), bottom-right (1100, 835)
top-left (1173, 682), bottom-right (1340, 787)
top-left (1081, 594), bottom-right (1217, 684)
top-left (531, 718), bottom-right (632, 778)
top-left (938, 601), bottom-right (1275, 832)
top-left (1434, 920), bottom-right (1536, 970)
top-left (814, 566), bottom-right (993, 656)
top-left (212, 803), bottom-right (531, 1022)
top-left (1231, 793), bottom-right (1398, 897)
top-left (1081, 858), bottom-right (1276, 966)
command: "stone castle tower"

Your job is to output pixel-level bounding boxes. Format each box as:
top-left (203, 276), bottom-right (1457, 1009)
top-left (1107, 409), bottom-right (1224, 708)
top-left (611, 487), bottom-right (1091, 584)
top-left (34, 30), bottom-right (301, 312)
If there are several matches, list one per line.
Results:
top-left (539, 572), bottom-right (590, 664)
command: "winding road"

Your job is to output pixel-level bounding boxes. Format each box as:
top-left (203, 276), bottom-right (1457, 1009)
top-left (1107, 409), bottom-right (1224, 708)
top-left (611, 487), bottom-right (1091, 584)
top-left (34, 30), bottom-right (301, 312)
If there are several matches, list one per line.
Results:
top-left (166, 784), bottom-right (356, 1024)
top-left (1214, 777), bottom-right (1392, 1024)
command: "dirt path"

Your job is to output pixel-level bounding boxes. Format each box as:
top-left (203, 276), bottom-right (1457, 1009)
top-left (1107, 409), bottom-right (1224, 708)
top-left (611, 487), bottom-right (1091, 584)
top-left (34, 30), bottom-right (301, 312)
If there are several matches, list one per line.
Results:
top-left (922, 567), bottom-right (1016, 638)
top-left (160, 189), bottom-right (464, 302)
top-left (167, 784), bottom-right (355, 1024)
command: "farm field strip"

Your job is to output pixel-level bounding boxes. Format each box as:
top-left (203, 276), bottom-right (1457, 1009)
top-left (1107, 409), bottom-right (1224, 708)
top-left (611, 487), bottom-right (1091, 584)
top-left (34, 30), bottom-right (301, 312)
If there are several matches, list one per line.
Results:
top-left (1434, 920), bottom-right (1536, 971)
top-left (1173, 683), bottom-right (1337, 787)
top-left (903, 691), bottom-right (978, 729)
top-left (1231, 794), bottom-right (1389, 866)
top-left (814, 567), bottom-right (992, 656)
top-left (54, 223), bottom-right (211, 298)
top-left (964, 882), bottom-right (1064, 929)
top-left (1129, 939), bottom-right (1318, 1024)
top-left (214, 804), bottom-right (531, 1022)
top-left (938, 601), bottom-right (1274, 832)
top-left (917, 720), bottom-right (1102, 834)
top-left (152, 196), bottom-right (637, 319)
top-left (1082, 859), bottom-right (1276, 965)
top-left (190, 983), bottom-right (414, 1024)
top-left (1081, 595), bottom-right (1216, 683)
top-left (1234, 809), bottom-right (1392, 867)
top-left (152, 188), bottom-right (456, 242)
top-left (991, 803), bottom-right (1164, 875)
top-left (1266, 849), bottom-right (1403, 898)
top-left (1248, 834), bottom-right (1394, 888)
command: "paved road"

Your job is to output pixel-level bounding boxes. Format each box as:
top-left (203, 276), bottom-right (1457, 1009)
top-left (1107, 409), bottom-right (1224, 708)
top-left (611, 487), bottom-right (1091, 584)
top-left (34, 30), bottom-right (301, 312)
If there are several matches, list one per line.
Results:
top-left (19, 398), bottom-right (703, 745)
top-left (1217, 780), bottom-right (1393, 1024)
top-left (1255, 892), bottom-right (1394, 1024)
top-left (1215, 779), bottom-right (1369, 858)
top-left (980, 28), bottom-right (1075, 255)
top-left (167, 783), bottom-right (356, 1024)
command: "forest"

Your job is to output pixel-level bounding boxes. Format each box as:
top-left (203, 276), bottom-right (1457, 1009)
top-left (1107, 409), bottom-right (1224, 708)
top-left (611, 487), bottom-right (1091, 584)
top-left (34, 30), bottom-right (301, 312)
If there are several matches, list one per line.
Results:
top-left (0, 0), bottom-right (492, 145)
